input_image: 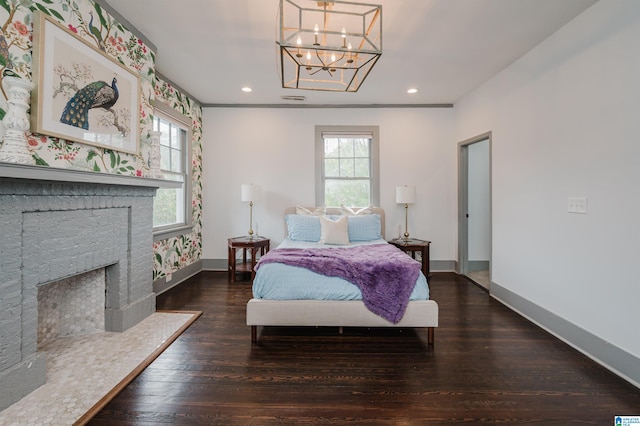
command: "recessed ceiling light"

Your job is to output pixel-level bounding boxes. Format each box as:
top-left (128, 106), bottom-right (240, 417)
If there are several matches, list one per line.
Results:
top-left (407, 88), bottom-right (418, 94)
top-left (241, 87), bottom-right (252, 93)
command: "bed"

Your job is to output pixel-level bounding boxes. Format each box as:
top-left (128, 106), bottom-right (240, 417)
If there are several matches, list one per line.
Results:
top-left (246, 207), bottom-right (439, 346)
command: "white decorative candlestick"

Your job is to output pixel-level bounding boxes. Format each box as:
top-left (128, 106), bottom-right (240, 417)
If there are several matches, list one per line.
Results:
top-left (145, 130), bottom-right (164, 179)
top-left (1, 75), bottom-right (34, 164)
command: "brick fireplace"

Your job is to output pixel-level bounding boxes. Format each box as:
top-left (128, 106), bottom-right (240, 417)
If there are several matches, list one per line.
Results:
top-left (0, 163), bottom-right (162, 410)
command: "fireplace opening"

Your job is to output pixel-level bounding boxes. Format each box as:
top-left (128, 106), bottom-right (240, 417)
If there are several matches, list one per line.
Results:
top-left (37, 268), bottom-right (106, 349)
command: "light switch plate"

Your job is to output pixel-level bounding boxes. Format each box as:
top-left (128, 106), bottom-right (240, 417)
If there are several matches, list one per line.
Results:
top-left (568, 197), bottom-right (588, 214)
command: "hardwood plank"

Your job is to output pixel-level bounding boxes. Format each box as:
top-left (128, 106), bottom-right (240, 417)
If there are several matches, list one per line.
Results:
top-left (88, 272), bottom-right (640, 424)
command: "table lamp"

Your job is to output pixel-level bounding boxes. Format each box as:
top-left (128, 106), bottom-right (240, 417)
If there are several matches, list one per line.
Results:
top-left (396, 185), bottom-right (416, 240)
top-left (241, 183), bottom-right (261, 238)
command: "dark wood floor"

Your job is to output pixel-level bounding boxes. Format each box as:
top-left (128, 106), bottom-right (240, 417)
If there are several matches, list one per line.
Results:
top-left (89, 271), bottom-right (640, 425)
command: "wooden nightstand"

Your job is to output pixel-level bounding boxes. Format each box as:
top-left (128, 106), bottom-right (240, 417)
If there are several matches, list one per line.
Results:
top-left (389, 237), bottom-right (431, 278)
top-left (228, 236), bottom-right (270, 283)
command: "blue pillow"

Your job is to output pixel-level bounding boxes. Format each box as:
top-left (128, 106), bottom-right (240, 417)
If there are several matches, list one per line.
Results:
top-left (285, 214), bottom-right (321, 241)
top-left (347, 214), bottom-right (382, 241)
top-left (286, 214), bottom-right (381, 242)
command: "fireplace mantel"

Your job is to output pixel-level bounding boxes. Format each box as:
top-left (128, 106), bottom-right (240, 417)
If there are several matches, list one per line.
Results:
top-left (0, 162), bottom-right (180, 188)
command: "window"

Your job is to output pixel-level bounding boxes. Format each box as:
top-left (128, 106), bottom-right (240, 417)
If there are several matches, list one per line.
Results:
top-left (152, 102), bottom-right (192, 239)
top-left (315, 126), bottom-right (380, 207)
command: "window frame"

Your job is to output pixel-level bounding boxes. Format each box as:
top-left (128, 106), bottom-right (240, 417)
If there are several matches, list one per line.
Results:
top-left (315, 125), bottom-right (380, 207)
top-left (152, 101), bottom-right (193, 241)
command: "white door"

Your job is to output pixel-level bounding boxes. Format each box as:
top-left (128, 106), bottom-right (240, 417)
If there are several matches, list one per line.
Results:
top-left (458, 133), bottom-right (492, 289)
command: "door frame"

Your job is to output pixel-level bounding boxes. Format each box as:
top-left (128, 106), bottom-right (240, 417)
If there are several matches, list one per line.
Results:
top-left (458, 132), bottom-right (492, 285)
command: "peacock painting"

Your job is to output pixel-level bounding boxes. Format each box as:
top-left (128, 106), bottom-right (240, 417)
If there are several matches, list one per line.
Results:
top-left (60, 77), bottom-right (119, 130)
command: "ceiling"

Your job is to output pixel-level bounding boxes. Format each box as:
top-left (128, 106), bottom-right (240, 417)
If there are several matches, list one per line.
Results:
top-left (102, 0), bottom-right (598, 106)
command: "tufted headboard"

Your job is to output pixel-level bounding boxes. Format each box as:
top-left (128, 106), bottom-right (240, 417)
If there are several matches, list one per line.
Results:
top-left (283, 207), bottom-right (386, 239)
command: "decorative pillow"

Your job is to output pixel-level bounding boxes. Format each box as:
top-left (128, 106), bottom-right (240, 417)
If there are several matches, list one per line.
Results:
top-left (348, 214), bottom-right (382, 242)
top-left (285, 214), bottom-right (321, 242)
top-left (319, 215), bottom-right (350, 245)
top-left (341, 205), bottom-right (373, 215)
top-left (296, 206), bottom-right (326, 215)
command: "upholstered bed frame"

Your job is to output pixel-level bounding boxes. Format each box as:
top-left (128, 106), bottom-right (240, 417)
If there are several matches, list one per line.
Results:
top-left (246, 207), bottom-right (439, 346)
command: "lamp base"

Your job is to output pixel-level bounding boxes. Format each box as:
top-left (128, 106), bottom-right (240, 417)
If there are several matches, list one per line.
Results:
top-left (403, 203), bottom-right (410, 242)
top-left (247, 201), bottom-right (254, 239)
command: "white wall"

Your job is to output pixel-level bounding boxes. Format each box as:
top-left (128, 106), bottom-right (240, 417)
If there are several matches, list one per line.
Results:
top-left (455, 0), bottom-right (640, 360)
top-left (202, 107), bottom-right (456, 262)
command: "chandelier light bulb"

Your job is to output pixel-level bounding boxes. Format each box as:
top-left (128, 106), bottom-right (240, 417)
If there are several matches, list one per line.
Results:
top-left (296, 36), bottom-right (303, 57)
top-left (331, 52), bottom-right (336, 62)
top-left (314, 24), bottom-right (319, 35)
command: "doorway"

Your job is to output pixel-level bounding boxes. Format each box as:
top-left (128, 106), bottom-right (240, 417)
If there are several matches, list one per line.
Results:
top-left (458, 132), bottom-right (492, 290)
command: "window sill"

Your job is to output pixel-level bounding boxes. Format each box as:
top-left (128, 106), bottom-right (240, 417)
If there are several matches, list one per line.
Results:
top-left (154, 178), bottom-right (183, 189)
top-left (153, 223), bottom-right (194, 241)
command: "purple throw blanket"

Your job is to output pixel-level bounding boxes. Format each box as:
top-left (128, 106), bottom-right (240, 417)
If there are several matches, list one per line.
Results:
top-left (255, 244), bottom-right (421, 323)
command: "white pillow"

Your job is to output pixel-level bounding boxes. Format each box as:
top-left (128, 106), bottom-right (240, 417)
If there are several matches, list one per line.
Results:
top-left (341, 205), bottom-right (373, 215)
top-left (319, 215), bottom-right (350, 245)
top-left (296, 206), bottom-right (326, 215)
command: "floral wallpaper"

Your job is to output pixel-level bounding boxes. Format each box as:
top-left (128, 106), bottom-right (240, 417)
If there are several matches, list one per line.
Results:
top-left (152, 77), bottom-right (203, 280)
top-left (0, 0), bottom-right (203, 280)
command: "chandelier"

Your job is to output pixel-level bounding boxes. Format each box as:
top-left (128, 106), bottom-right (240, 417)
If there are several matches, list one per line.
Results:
top-left (277, 0), bottom-right (382, 92)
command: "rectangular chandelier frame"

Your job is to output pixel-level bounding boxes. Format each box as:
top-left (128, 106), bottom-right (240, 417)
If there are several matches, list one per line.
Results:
top-left (277, 0), bottom-right (382, 92)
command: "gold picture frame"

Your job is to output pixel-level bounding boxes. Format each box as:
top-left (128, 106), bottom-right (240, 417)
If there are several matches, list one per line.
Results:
top-left (31, 12), bottom-right (140, 155)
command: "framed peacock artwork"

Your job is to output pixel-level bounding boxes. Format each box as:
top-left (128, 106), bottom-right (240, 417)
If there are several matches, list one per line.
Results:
top-left (31, 12), bottom-right (140, 155)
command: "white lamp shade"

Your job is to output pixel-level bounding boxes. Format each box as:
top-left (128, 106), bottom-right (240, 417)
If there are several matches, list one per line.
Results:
top-left (241, 184), bottom-right (261, 202)
top-left (396, 185), bottom-right (416, 204)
